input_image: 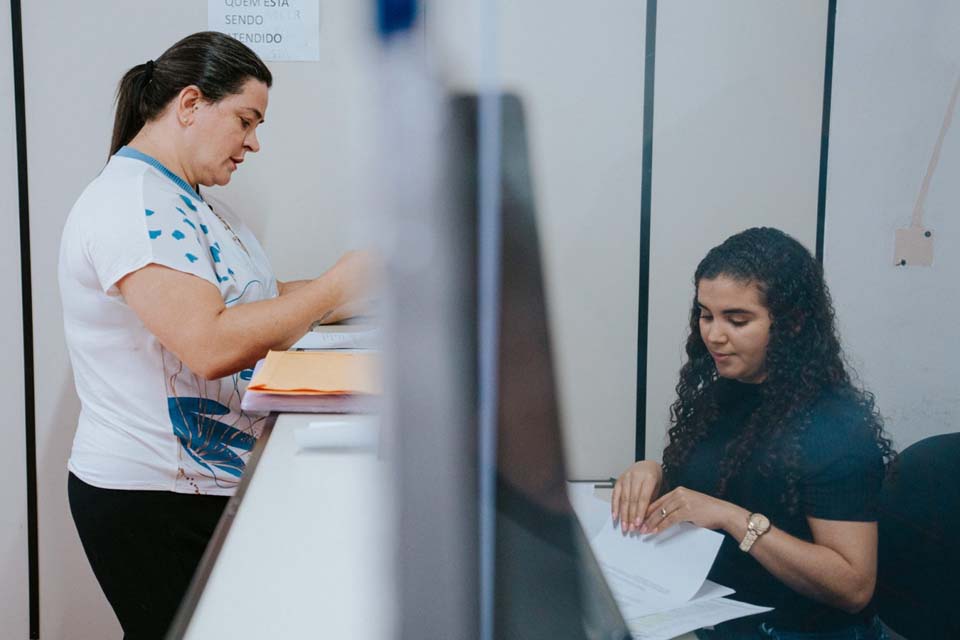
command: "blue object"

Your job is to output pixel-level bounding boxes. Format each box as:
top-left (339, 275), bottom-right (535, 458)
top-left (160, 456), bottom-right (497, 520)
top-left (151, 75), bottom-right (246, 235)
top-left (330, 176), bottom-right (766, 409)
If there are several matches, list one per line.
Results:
top-left (376, 0), bottom-right (417, 38)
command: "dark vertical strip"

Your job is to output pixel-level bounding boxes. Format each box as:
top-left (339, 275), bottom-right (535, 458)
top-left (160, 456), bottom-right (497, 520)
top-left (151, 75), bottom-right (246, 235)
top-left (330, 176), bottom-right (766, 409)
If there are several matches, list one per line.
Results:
top-left (9, 0), bottom-right (38, 637)
top-left (815, 0), bottom-right (837, 264)
top-left (635, 0), bottom-right (657, 462)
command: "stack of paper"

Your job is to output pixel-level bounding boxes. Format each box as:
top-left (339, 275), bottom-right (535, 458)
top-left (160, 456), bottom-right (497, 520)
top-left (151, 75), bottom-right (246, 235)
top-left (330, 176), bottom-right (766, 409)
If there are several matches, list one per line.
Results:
top-left (290, 324), bottom-right (381, 351)
top-left (241, 351), bottom-right (380, 413)
top-left (567, 483), bottom-right (771, 640)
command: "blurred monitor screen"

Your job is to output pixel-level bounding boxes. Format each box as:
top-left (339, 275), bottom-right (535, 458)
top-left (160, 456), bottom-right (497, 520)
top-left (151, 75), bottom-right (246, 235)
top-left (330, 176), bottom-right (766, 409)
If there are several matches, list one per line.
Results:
top-left (449, 94), bottom-right (631, 640)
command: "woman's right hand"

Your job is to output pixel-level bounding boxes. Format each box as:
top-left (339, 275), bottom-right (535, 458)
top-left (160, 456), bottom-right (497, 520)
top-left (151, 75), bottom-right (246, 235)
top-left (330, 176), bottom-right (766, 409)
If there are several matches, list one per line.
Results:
top-left (611, 460), bottom-right (663, 533)
top-left (326, 250), bottom-right (379, 311)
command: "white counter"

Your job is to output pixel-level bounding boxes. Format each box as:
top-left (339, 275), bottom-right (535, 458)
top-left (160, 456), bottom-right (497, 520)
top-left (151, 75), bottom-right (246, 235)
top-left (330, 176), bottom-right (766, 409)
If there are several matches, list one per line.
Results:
top-left (175, 413), bottom-right (395, 640)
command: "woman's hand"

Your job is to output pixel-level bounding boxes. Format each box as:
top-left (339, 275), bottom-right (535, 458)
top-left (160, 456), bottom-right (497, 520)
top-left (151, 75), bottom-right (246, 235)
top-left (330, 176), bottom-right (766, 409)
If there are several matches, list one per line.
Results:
top-left (611, 461), bottom-right (663, 533)
top-left (642, 486), bottom-right (745, 535)
top-left (325, 250), bottom-right (379, 313)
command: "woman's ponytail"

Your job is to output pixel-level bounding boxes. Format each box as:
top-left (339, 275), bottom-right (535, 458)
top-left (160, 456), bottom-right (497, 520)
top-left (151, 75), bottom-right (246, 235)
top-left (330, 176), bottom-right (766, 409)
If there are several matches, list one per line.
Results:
top-left (110, 61), bottom-right (154, 156)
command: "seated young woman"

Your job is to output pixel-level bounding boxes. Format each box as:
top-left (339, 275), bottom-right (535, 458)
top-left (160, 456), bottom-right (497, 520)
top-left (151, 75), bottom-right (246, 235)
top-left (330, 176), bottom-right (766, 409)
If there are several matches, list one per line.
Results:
top-left (612, 227), bottom-right (895, 639)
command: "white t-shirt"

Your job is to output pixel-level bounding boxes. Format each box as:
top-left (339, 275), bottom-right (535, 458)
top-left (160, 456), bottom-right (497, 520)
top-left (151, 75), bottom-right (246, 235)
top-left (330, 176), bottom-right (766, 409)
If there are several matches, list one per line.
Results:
top-left (60, 147), bottom-right (279, 495)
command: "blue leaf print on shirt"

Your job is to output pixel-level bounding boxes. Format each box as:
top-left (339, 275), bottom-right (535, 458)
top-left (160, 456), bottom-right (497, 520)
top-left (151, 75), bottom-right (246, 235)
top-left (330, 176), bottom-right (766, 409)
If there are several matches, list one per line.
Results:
top-left (172, 230), bottom-right (185, 240)
top-left (168, 397), bottom-right (256, 478)
top-left (185, 253), bottom-right (198, 263)
top-left (240, 369), bottom-right (254, 381)
top-left (145, 209), bottom-right (155, 217)
top-left (179, 194), bottom-right (198, 211)
top-left (182, 218), bottom-right (197, 230)
top-left (148, 230), bottom-right (162, 239)
top-left (210, 242), bottom-right (222, 263)
top-left (200, 224), bottom-right (209, 234)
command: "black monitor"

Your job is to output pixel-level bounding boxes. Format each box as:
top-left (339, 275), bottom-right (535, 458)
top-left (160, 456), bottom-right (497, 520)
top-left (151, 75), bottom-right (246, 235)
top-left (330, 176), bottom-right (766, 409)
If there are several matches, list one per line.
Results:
top-left (390, 93), bottom-right (629, 640)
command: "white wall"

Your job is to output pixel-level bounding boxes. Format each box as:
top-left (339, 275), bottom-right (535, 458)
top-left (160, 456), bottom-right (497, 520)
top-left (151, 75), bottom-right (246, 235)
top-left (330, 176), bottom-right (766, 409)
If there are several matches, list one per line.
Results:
top-left (825, 0), bottom-right (960, 450)
top-left (495, 2), bottom-right (647, 480)
top-left (21, 1), bottom-right (378, 637)
top-left (434, 1), bottom-right (828, 474)
top-left (643, 0), bottom-right (827, 459)
top-left (0, 3), bottom-right (29, 638)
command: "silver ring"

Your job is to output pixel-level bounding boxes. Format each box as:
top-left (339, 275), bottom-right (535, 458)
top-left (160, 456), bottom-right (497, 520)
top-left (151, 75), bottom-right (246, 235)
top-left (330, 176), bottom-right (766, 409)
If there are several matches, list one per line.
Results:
top-left (660, 507), bottom-right (667, 518)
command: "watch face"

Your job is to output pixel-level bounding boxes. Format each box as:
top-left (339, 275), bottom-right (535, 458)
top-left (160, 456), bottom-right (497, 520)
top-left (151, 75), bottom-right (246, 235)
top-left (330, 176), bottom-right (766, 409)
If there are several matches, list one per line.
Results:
top-left (749, 513), bottom-right (771, 533)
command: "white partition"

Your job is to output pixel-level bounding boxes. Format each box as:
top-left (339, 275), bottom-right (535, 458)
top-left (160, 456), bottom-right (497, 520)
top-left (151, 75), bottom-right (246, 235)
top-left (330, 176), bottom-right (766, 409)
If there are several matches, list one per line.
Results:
top-left (20, 1), bottom-right (378, 636)
top-left (645, 0), bottom-right (826, 459)
top-left (495, 2), bottom-right (647, 480)
top-left (0, 4), bottom-right (29, 638)
top-left (431, 0), bottom-right (648, 479)
top-left (824, 0), bottom-right (960, 450)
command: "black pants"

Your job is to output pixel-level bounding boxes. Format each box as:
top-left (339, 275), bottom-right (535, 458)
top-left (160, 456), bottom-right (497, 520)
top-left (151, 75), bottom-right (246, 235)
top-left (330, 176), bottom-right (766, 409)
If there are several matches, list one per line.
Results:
top-left (68, 473), bottom-right (228, 640)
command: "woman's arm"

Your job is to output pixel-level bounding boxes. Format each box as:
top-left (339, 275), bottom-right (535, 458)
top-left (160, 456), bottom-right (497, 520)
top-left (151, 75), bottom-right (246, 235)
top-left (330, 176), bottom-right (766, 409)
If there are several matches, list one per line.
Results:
top-left (276, 279), bottom-right (312, 295)
top-left (118, 250), bottom-right (372, 379)
top-left (644, 487), bottom-right (877, 614)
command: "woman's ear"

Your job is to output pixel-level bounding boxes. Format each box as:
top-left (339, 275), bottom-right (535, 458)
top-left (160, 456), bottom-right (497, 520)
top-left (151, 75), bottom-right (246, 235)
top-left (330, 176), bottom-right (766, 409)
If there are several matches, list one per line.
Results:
top-left (176, 85), bottom-right (203, 126)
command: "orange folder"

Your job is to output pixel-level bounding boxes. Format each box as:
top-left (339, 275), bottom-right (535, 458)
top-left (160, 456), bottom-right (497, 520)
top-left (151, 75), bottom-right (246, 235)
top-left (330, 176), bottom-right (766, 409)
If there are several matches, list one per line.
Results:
top-left (247, 351), bottom-right (380, 396)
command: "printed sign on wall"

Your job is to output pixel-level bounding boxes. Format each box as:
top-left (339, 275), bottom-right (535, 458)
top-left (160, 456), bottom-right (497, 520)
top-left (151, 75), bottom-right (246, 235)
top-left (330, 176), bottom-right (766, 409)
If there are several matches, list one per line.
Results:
top-left (209, 0), bottom-right (320, 61)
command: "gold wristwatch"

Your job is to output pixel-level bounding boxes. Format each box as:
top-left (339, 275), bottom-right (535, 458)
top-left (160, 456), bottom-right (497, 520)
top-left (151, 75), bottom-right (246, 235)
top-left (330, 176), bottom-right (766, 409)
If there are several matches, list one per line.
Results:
top-left (739, 512), bottom-right (771, 552)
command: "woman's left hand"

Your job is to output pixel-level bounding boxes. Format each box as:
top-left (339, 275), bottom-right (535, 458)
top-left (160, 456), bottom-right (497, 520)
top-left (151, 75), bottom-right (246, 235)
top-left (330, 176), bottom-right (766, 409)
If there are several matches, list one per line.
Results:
top-left (641, 486), bottom-right (743, 535)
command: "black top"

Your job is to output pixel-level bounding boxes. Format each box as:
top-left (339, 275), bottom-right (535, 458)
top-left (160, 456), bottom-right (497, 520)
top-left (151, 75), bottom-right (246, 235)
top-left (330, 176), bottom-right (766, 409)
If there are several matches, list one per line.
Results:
top-left (674, 379), bottom-right (884, 632)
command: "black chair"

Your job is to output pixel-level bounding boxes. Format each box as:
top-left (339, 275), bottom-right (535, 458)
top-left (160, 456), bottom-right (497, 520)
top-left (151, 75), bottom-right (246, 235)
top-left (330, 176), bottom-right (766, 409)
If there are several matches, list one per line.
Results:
top-left (876, 432), bottom-right (960, 639)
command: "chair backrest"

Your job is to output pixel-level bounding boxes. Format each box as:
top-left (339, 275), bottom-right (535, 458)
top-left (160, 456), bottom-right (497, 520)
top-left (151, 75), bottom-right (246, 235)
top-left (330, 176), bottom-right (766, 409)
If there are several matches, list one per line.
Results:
top-left (876, 432), bottom-right (960, 639)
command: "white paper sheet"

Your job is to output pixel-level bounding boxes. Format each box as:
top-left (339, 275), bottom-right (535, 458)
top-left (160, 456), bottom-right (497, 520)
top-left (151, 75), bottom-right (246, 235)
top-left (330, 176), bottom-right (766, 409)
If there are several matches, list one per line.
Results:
top-left (590, 520), bottom-right (724, 608)
top-left (568, 482), bottom-right (614, 538)
top-left (567, 482), bottom-right (772, 636)
top-left (613, 578), bottom-right (734, 619)
top-left (626, 597), bottom-right (771, 640)
top-left (290, 327), bottom-right (380, 350)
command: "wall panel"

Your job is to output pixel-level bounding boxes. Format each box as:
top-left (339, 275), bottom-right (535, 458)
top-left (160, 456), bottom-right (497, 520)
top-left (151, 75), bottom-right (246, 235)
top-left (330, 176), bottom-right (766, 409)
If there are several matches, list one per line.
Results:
top-left (431, 0), bottom-right (647, 479)
top-left (825, 0), bottom-right (960, 450)
top-left (646, 0), bottom-right (827, 459)
top-left (1, 1), bottom-right (30, 637)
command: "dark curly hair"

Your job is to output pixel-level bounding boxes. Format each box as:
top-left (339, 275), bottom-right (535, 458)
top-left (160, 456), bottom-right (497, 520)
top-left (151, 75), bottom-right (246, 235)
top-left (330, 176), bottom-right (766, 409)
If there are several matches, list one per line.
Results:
top-left (661, 227), bottom-right (895, 514)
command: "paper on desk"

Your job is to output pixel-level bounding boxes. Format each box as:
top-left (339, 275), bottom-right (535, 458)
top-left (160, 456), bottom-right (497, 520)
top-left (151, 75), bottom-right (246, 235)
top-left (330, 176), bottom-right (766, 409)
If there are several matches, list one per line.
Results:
top-left (625, 597), bottom-right (771, 640)
top-left (568, 482), bottom-right (614, 538)
top-left (568, 483), bottom-right (724, 609)
top-left (567, 483), bottom-right (771, 635)
top-left (590, 520), bottom-right (724, 613)
top-left (247, 351), bottom-right (380, 395)
top-left (295, 418), bottom-right (379, 450)
top-left (611, 576), bottom-right (733, 619)
top-left (291, 326), bottom-right (380, 350)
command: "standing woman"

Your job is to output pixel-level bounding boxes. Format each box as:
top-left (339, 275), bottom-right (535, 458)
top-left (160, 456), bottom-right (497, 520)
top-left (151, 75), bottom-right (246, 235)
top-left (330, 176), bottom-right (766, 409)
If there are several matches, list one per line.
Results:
top-left (60, 32), bottom-right (370, 638)
top-left (612, 228), bottom-right (895, 639)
